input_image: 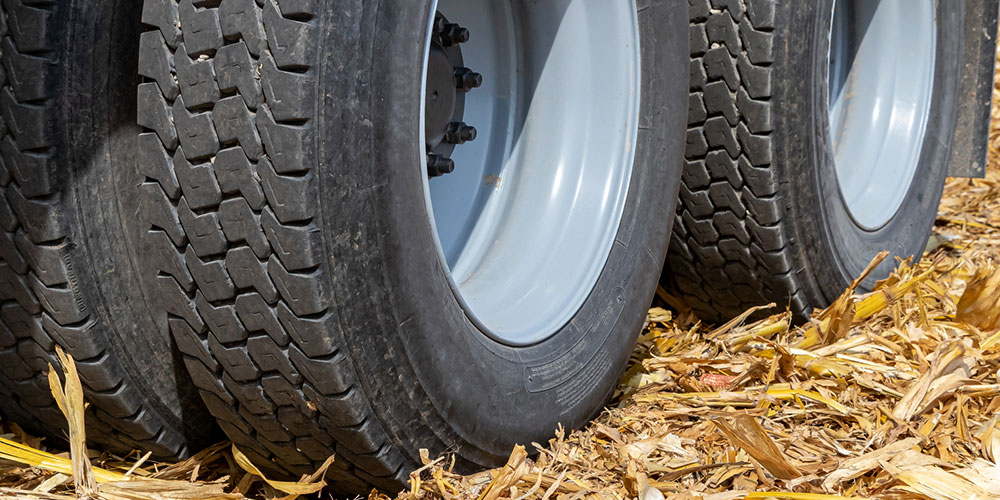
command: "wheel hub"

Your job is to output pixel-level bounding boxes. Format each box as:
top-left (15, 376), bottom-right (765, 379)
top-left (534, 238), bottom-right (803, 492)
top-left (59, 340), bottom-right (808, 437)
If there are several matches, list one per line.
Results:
top-left (424, 13), bottom-right (481, 178)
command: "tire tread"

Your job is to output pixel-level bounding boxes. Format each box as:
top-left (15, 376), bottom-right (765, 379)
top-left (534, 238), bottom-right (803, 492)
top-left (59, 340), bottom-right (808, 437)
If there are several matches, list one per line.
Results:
top-left (669, 0), bottom-right (809, 323)
top-left (138, 0), bottom-right (408, 492)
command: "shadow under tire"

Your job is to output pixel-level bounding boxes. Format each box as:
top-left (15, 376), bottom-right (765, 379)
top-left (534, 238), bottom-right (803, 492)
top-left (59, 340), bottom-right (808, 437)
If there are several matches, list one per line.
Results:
top-left (135, 0), bottom-right (689, 493)
top-left (667, 0), bottom-right (963, 324)
top-left (0, 0), bottom-right (216, 457)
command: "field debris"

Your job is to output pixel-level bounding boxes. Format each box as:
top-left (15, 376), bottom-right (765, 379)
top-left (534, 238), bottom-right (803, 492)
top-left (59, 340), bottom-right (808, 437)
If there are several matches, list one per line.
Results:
top-left (382, 242), bottom-right (1000, 500)
top-left (0, 347), bottom-right (333, 499)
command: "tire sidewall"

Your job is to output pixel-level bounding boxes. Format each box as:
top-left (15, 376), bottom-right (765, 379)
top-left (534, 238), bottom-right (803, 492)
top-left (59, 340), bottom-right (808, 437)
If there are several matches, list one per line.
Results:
top-left (318, 1), bottom-right (688, 467)
top-left (776, 1), bottom-right (961, 305)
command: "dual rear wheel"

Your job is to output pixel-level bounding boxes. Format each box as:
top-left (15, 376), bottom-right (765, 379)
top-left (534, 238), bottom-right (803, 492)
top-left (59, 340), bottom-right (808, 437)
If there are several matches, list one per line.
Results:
top-left (668, 0), bottom-right (960, 323)
top-left (0, 0), bottom-right (972, 494)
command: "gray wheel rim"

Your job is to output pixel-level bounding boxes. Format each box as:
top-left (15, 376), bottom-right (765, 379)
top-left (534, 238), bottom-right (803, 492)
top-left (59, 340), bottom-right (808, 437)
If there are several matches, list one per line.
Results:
top-left (419, 0), bottom-right (641, 345)
top-left (828, 0), bottom-right (936, 230)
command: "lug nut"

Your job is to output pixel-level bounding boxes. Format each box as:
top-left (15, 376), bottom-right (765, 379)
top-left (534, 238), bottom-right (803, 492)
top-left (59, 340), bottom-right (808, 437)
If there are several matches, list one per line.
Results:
top-left (454, 67), bottom-right (483, 92)
top-left (433, 14), bottom-right (446, 35)
top-left (427, 154), bottom-right (455, 177)
top-left (441, 23), bottom-right (470, 45)
top-left (444, 122), bottom-right (477, 144)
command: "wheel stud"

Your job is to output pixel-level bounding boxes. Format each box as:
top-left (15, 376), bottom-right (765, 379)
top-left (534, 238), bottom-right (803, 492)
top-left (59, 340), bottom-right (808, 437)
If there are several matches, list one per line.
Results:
top-left (444, 122), bottom-right (477, 144)
top-left (427, 154), bottom-right (455, 177)
top-left (454, 67), bottom-right (483, 92)
top-left (441, 23), bottom-right (470, 46)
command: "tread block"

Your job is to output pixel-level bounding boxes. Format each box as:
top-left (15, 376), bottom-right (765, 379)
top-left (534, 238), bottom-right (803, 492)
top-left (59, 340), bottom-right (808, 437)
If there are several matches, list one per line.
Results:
top-left (276, 301), bottom-right (336, 356)
top-left (261, 0), bottom-right (316, 69)
top-left (195, 291), bottom-right (246, 343)
top-left (2, 37), bottom-right (53, 102)
top-left (156, 275), bottom-right (206, 331)
top-left (1, 87), bottom-right (50, 150)
top-left (85, 384), bottom-right (144, 419)
top-left (222, 372), bottom-right (273, 413)
top-left (173, 98), bottom-right (221, 160)
top-left (14, 232), bottom-right (69, 286)
top-left (218, 198), bottom-right (269, 258)
top-left (736, 123), bottom-right (771, 166)
top-left (247, 334), bottom-right (301, 383)
top-left (261, 374), bottom-right (307, 411)
top-left (736, 88), bottom-right (771, 133)
top-left (689, 23), bottom-right (709, 55)
top-left (184, 247), bottom-right (236, 302)
top-left (702, 47), bottom-right (739, 91)
top-left (256, 106), bottom-right (314, 174)
top-left (219, 0), bottom-right (266, 57)
top-left (139, 184), bottom-right (187, 246)
top-left (745, 0), bottom-right (776, 29)
top-left (179, 0), bottom-right (224, 57)
top-left (703, 116), bottom-right (740, 157)
top-left (138, 30), bottom-right (180, 101)
top-left (215, 147), bottom-right (265, 209)
top-left (703, 81), bottom-right (738, 125)
top-left (269, 260), bottom-right (326, 317)
top-left (186, 360), bottom-right (235, 406)
top-left (73, 352), bottom-right (125, 392)
top-left (30, 274), bottom-right (89, 326)
top-left (146, 230), bottom-right (195, 290)
top-left (213, 96), bottom-right (263, 159)
top-left (169, 317), bottom-right (218, 371)
top-left (225, 246), bottom-right (278, 301)
top-left (214, 41), bottom-right (264, 110)
top-left (141, 0), bottom-right (183, 47)
top-left (239, 406), bottom-right (294, 441)
top-left (705, 150), bottom-right (742, 187)
top-left (177, 197), bottom-right (228, 257)
top-left (335, 443), bottom-right (404, 478)
top-left (234, 292), bottom-right (287, 343)
top-left (737, 52), bottom-right (771, 98)
top-left (741, 24), bottom-right (774, 64)
top-left (0, 262), bottom-right (40, 313)
top-left (208, 336), bottom-right (261, 382)
top-left (0, 228), bottom-right (28, 274)
top-left (175, 154), bottom-right (222, 210)
top-left (137, 133), bottom-right (182, 198)
top-left (258, 157), bottom-right (315, 223)
top-left (677, 184), bottom-right (714, 219)
top-left (260, 208), bottom-right (320, 271)
top-left (290, 346), bottom-right (354, 395)
top-left (259, 53), bottom-right (316, 122)
top-left (175, 44), bottom-right (221, 108)
top-left (705, 12), bottom-right (739, 55)
top-left (685, 128), bottom-right (707, 160)
top-left (3, 0), bottom-right (55, 53)
top-left (708, 182), bottom-right (746, 217)
top-left (0, 303), bottom-right (42, 342)
top-left (6, 184), bottom-right (60, 243)
top-left (137, 83), bottom-right (179, 151)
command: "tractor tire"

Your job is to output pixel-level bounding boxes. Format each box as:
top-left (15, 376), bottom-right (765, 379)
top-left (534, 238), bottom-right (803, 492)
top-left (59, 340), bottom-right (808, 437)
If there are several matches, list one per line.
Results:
top-left (0, 0), bottom-right (215, 457)
top-left (135, 0), bottom-right (688, 493)
top-left (667, 0), bottom-right (962, 323)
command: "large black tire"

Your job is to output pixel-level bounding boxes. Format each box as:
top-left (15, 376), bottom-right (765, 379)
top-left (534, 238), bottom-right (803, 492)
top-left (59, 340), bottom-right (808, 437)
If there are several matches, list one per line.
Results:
top-left (666, 0), bottom-right (962, 323)
top-left (135, 0), bottom-right (688, 493)
top-left (0, 0), bottom-right (215, 457)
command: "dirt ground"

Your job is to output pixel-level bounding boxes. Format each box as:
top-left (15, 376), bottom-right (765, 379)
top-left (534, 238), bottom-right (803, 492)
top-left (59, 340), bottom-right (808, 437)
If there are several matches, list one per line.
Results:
top-left (2, 56), bottom-right (1000, 500)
